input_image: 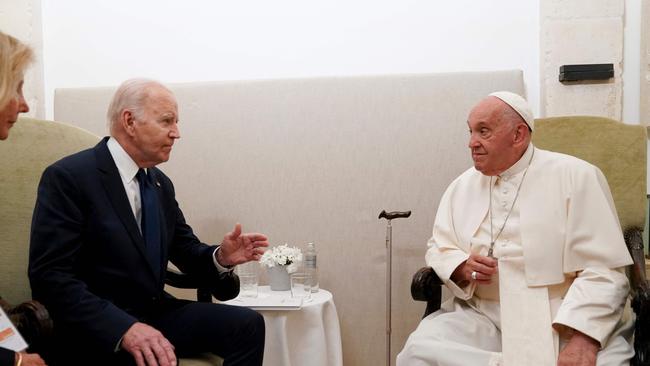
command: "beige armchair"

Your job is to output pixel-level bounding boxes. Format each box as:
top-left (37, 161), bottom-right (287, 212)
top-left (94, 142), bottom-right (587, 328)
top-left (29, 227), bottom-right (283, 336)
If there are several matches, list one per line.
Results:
top-left (410, 116), bottom-right (648, 365)
top-left (0, 117), bottom-right (224, 366)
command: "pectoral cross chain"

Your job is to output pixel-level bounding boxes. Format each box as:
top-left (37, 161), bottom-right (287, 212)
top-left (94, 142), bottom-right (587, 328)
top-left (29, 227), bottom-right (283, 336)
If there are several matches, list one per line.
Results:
top-left (487, 149), bottom-right (535, 259)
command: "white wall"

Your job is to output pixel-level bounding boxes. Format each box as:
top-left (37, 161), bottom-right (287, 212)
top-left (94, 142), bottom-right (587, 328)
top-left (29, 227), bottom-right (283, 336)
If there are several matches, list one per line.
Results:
top-left (1, 0), bottom-right (45, 118)
top-left (41, 0), bottom-right (540, 121)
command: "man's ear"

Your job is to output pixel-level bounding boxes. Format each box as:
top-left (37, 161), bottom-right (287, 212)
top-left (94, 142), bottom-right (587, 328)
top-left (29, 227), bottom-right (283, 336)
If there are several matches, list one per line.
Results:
top-left (121, 110), bottom-right (136, 136)
top-left (513, 123), bottom-right (528, 144)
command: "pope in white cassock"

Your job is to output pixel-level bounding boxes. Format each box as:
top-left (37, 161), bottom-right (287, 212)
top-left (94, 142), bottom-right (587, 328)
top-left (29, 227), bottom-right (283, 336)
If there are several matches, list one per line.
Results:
top-left (397, 92), bottom-right (634, 366)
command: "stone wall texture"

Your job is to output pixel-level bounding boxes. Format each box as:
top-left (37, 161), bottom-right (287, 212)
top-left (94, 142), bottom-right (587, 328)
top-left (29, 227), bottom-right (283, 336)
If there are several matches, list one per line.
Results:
top-left (641, 0), bottom-right (650, 126)
top-left (541, 0), bottom-right (624, 119)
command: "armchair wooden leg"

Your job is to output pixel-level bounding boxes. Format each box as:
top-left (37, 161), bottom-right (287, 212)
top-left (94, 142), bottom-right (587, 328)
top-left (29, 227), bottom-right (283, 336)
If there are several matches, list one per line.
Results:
top-left (7, 300), bottom-right (54, 354)
top-left (632, 289), bottom-right (650, 366)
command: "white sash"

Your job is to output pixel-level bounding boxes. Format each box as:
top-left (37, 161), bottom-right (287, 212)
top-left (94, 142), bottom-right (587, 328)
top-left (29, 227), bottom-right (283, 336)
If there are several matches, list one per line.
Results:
top-left (499, 257), bottom-right (558, 366)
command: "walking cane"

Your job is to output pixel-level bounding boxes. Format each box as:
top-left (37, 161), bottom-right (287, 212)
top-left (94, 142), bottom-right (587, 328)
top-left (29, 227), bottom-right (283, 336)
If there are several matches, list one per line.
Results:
top-left (379, 209), bottom-right (411, 366)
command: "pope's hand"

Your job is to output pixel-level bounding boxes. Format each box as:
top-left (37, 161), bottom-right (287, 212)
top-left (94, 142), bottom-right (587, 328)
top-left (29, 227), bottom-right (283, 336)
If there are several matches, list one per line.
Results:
top-left (451, 253), bottom-right (498, 285)
top-left (217, 223), bottom-right (269, 267)
top-left (557, 330), bottom-right (598, 366)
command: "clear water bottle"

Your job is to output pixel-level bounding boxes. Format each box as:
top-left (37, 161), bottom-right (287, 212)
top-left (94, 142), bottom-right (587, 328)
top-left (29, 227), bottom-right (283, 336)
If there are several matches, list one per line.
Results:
top-left (305, 242), bottom-right (319, 293)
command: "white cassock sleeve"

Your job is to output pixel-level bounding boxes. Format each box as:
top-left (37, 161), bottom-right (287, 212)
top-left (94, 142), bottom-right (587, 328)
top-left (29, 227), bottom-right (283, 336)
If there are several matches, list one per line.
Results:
top-left (551, 165), bottom-right (632, 346)
top-left (553, 266), bottom-right (629, 346)
top-left (425, 183), bottom-right (476, 300)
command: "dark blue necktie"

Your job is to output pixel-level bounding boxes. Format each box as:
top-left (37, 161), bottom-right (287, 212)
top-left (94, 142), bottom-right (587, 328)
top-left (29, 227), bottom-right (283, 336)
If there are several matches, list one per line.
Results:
top-left (137, 169), bottom-right (162, 280)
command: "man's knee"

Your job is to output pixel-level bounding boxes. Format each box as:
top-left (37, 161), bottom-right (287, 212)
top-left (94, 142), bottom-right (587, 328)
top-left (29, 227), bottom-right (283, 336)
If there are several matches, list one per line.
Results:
top-left (238, 308), bottom-right (265, 343)
top-left (218, 308), bottom-right (265, 365)
top-left (252, 311), bottom-right (265, 341)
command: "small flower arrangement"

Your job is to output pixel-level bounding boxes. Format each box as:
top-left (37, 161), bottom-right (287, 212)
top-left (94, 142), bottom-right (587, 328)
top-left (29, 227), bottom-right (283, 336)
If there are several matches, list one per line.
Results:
top-left (260, 243), bottom-right (303, 272)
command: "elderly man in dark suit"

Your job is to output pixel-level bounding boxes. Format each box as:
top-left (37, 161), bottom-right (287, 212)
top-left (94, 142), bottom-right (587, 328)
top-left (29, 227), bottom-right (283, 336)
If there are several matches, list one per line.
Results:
top-left (29, 79), bottom-right (268, 366)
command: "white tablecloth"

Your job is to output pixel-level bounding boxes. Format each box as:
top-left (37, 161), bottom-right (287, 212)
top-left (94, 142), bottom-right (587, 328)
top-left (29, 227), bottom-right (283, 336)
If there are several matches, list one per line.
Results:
top-left (225, 286), bottom-right (343, 366)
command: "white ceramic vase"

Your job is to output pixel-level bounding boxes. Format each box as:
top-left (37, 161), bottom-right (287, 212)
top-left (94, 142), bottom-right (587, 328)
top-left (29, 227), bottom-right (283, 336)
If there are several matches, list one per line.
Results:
top-left (268, 265), bottom-right (291, 291)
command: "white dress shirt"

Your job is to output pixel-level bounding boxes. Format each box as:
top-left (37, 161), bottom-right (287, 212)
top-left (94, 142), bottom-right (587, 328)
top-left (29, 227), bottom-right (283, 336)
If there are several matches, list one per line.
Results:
top-left (106, 137), bottom-right (231, 273)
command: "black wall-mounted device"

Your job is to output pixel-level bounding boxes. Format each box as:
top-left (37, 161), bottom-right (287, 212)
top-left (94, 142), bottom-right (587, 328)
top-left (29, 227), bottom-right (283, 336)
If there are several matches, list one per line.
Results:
top-left (559, 64), bottom-right (614, 82)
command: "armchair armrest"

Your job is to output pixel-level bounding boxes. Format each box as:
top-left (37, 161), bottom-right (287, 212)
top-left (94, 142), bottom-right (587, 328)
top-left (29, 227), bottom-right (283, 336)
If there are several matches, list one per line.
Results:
top-left (624, 228), bottom-right (650, 366)
top-left (165, 267), bottom-right (240, 302)
top-left (410, 267), bottom-right (443, 318)
top-left (625, 228), bottom-right (648, 294)
top-left (0, 298), bottom-right (53, 354)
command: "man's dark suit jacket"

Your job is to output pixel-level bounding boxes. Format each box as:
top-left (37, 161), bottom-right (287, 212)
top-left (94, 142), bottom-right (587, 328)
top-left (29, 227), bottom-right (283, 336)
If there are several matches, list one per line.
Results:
top-left (29, 137), bottom-right (227, 354)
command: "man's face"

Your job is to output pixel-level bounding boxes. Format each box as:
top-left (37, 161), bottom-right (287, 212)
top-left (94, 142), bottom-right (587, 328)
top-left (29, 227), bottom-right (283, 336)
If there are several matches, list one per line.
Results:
top-left (467, 97), bottom-right (520, 176)
top-left (130, 86), bottom-right (180, 167)
top-left (0, 79), bottom-right (29, 140)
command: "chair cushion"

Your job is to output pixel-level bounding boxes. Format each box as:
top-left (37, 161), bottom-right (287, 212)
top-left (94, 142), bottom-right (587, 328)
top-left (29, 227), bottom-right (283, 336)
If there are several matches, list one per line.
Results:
top-left (533, 116), bottom-right (647, 231)
top-left (180, 353), bottom-right (223, 366)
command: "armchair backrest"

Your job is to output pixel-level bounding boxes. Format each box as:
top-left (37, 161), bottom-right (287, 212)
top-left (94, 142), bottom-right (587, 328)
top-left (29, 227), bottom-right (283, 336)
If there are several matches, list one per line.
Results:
top-left (0, 117), bottom-right (99, 305)
top-left (533, 116), bottom-right (647, 232)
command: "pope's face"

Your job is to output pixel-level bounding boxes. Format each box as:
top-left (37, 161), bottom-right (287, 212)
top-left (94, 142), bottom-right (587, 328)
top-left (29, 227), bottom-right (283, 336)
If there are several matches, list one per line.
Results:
top-left (131, 86), bottom-right (180, 167)
top-left (0, 79), bottom-right (29, 140)
top-left (467, 98), bottom-right (520, 176)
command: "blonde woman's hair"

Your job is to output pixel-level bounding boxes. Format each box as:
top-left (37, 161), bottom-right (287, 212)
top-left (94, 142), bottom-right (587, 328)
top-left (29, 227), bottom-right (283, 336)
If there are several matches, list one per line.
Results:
top-left (0, 31), bottom-right (34, 110)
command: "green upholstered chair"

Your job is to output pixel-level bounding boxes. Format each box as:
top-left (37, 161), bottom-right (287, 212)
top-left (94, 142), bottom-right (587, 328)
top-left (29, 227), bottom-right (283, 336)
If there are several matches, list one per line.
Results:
top-left (0, 117), bottom-right (98, 355)
top-left (410, 116), bottom-right (649, 364)
top-left (0, 117), bottom-right (224, 366)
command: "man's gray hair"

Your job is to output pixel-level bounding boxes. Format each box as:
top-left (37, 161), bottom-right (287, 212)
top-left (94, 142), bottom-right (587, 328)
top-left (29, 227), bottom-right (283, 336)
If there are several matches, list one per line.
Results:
top-left (106, 78), bottom-right (170, 135)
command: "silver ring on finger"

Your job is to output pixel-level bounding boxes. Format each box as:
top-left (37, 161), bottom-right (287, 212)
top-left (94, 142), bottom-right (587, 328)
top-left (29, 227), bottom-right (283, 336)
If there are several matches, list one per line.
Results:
top-left (471, 271), bottom-right (478, 280)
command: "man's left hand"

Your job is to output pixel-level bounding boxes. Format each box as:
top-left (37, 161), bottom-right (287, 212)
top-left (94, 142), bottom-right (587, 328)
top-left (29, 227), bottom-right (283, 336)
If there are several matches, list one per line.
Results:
top-left (557, 329), bottom-right (599, 366)
top-left (217, 223), bottom-right (269, 267)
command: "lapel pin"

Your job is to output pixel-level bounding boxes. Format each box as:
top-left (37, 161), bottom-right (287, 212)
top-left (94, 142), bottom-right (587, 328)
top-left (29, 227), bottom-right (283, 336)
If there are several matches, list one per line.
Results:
top-left (156, 181), bottom-right (161, 187)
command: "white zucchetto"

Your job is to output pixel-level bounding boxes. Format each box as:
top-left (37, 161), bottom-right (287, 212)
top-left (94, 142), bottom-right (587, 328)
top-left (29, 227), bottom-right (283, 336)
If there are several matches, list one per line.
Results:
top-left (489, 91), bottom-right (534, 131)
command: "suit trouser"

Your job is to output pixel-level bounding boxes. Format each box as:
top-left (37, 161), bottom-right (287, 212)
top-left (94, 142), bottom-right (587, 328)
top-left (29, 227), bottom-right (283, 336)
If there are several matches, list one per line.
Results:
top-left (50, 299), bottom-right (265, 366)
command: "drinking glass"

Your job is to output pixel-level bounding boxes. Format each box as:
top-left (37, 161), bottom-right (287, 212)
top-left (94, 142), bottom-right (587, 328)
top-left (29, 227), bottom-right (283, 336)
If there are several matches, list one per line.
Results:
top-left (236, 261), bottom-right (259, 298)
top-left (290, 273), bottom-right (312, 301)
